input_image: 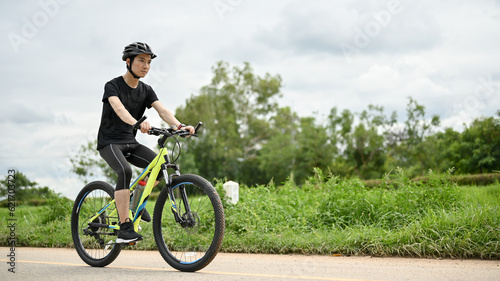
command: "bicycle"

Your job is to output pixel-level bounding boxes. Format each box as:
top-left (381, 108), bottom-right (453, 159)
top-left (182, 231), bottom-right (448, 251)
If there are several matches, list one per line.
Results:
top-left (71, 116), bottom-right (225, 272)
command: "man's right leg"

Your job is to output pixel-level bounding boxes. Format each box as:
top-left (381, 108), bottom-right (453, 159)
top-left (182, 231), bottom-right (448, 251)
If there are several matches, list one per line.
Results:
top-left (126, 143), bottom-right (163, 223)
top-left (98, 144), bottom-right (142, 243)
top-left (114, 189), bottom-right (131, 224)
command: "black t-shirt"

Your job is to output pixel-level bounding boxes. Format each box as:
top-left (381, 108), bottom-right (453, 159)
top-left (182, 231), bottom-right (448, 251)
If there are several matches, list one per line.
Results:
top-left (97, 76), bottom-right (159, 150)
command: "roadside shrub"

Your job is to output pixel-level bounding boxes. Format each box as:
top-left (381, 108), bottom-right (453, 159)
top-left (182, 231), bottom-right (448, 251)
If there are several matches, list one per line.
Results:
top-left (40, 194), bottom-right (73, 224)
top-left (1, 169), bottom-right (498, 259)
top-left (451, 173), bottom-right (500, 186)
top-left (364, 173), bottom-right (500, 188)
top-left (27, 199), bottom-right (48, 206)
top-left (317, 168), bottom-right (461, 230)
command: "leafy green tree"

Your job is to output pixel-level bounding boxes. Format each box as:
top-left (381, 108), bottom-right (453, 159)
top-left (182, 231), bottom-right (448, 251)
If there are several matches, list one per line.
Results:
top-left (0, 171), bottom-right (57, 203)
top-left (175, 61), bottom-right (282, 184)
top-left (404, 97), bottom-right (440, 146)
top-left (256, 107), bottom-right (299, 185)
top-left (452, 115), bottom-right (500, 173)
top-left (293, 116), bottom-right (336, 183)
top-left (387, 97), bottom-right (440, 176)
top-left (327, 108), bottom-right (356, 177)
top-left (328, 105), bottom-right (396, 179)
top-left (176, 90), bottom-right (240, 181)
top-left (418, 128), bottom-right (461, 173)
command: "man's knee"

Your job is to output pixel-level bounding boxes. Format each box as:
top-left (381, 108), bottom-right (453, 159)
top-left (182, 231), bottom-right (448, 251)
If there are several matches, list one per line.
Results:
top-left (116, 166), bottom-right (133, 190)
top-left (122, 165), bottom-right (133, 180)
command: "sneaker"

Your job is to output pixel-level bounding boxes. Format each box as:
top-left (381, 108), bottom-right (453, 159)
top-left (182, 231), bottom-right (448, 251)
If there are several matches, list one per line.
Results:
top-left (116, 220), bottom-right (143, 244)
top-left (140, 209), bottom-right (151, 223)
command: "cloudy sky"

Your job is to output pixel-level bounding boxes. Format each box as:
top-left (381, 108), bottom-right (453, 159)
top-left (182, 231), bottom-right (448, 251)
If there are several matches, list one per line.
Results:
top-left (1, 0), bottom-right (499, 199)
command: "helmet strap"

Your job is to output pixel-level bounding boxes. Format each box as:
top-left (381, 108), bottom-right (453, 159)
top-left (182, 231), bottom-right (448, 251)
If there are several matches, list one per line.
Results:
top-left (126, 56), bottom-right (141, 79)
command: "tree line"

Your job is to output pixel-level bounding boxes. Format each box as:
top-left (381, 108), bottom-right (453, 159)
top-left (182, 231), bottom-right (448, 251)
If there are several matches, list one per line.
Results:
top-left (0, 171), bottom-right (58, 205)
top-left (70, 61), bottom-right (499, 187)
top-left (174, 61), bottom-right (499, 186)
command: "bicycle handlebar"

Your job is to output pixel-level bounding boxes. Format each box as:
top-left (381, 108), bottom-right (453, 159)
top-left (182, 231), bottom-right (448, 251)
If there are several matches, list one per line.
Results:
top-left (133, 116), bottom-right (202, 139)
top-left (148, 125), bottom-right (200, 137)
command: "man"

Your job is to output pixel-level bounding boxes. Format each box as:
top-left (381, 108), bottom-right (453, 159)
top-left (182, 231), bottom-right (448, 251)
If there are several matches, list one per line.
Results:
top-left (97, 42), bottom-right (194, 243)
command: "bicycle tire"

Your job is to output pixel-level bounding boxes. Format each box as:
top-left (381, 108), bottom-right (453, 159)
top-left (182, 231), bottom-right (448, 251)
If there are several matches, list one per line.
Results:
top-left (153, 174), bottom-right (225, 272)
top-left (71, 181), bottom-right (122, 267)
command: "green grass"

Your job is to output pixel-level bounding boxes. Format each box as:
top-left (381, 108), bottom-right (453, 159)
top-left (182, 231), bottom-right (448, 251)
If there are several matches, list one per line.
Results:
top-left (216, 169), bottom-right (500, 258)
top-left (0, 204), bottom-right (44, 223)
top-left (462, 184), bottom-right (500, 206)
top-left (1, 170), bottom-right (499, 259)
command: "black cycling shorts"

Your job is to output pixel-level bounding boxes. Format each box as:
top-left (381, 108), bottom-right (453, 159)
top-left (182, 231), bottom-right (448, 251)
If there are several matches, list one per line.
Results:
top-left (98, 143), bottom-right (163, 191)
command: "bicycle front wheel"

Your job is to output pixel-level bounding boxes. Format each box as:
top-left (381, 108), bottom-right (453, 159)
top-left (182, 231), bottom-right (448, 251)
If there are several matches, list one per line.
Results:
top-left (153, 174), bottom-right (225, 272)
top-left (71, 181), bottom-right (121, 267)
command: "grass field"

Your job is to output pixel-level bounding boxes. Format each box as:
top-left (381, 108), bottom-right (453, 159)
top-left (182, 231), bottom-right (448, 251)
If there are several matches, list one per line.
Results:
top-left (0, 205), bottom-right (43, 223)
top-left (1, 170), bottom-right (499, 259)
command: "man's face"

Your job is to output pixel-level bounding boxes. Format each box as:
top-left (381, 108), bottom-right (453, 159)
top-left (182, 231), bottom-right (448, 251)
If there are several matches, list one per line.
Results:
top-left (128, 53), bottom-right (152, 78)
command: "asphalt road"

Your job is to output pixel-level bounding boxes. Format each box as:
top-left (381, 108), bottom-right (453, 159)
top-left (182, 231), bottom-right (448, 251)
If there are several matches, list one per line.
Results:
top-left (1, 247), bottom-right (499, 281)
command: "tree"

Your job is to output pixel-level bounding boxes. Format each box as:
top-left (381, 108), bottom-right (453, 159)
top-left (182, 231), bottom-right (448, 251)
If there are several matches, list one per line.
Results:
top-left (418, 128), bottom-right (461, 174)
top-left (387, 97), bottom-right (440, 176)
top-left (328, 105), bottom-right (396, 179)
top-left (327, 108), bottom-right (356, 177)
top-left (293, 116), bottom-right (336, 183)
top-left (175, 61), bottom-right (283, 184)
top-left (452, 116), bottom-right (500, 173)
top-left (0, 171), bottom-right (57, 203)
top-left (257, 107), bottom-right (299, 185)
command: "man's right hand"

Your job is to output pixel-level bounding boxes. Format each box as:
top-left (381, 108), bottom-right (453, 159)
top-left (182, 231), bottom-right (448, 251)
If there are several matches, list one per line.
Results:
top-left (140, 121), bottom-right (151, 134)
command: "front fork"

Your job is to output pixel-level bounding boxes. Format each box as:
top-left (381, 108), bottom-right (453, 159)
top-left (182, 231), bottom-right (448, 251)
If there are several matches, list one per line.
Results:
top-left (162, 163), bottom-right (193, 226)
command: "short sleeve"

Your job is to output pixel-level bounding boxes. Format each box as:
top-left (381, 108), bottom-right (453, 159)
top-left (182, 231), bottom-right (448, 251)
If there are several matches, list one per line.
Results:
top-left (145, 84), bottom-right (159, 108)
top-left (102, 80), bottom-right (119, 103)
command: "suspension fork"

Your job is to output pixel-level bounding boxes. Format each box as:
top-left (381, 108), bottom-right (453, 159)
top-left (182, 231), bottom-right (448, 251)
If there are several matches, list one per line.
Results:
top-left (162, 163), bottom-right (192, 224)
top-left (178, 184), bottom-right (193, 214)
top-left (167, 184), bottom-right (193, 223)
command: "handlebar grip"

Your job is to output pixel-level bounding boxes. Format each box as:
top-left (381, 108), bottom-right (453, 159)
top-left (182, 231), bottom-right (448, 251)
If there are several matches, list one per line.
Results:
top-left (133, 116), bottom-right (147, 130)
top-left (194, 122), bottom-right (203, 134)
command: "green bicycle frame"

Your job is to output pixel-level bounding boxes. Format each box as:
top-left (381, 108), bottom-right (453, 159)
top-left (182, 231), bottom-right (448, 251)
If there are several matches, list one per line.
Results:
top-left (88, 144), bottom-right (171, 233)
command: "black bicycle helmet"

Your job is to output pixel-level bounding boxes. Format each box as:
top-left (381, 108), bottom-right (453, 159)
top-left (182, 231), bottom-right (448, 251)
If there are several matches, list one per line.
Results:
top-left (122, 42), bottom-right (157, 61)
top-left (122, 42), bottom-right (157, 78)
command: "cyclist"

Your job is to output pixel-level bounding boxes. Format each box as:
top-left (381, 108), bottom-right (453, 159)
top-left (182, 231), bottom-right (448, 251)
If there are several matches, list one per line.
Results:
top-left (96, 42), bottom-right (195, 243)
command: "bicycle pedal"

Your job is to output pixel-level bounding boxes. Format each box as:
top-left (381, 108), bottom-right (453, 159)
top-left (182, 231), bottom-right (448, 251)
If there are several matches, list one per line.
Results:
top-left (115, 239), bottom-right (141, 246)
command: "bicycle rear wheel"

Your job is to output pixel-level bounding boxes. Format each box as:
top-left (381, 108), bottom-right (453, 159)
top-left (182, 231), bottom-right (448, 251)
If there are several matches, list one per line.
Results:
top-left (71, 181), bottom-right (121, 267)
top-left (153, 174), bottom-right (225, 272)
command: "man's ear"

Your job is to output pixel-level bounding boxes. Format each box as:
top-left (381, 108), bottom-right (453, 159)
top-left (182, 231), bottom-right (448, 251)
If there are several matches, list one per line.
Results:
top-left (126, 58), bottom-right (131, 67)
